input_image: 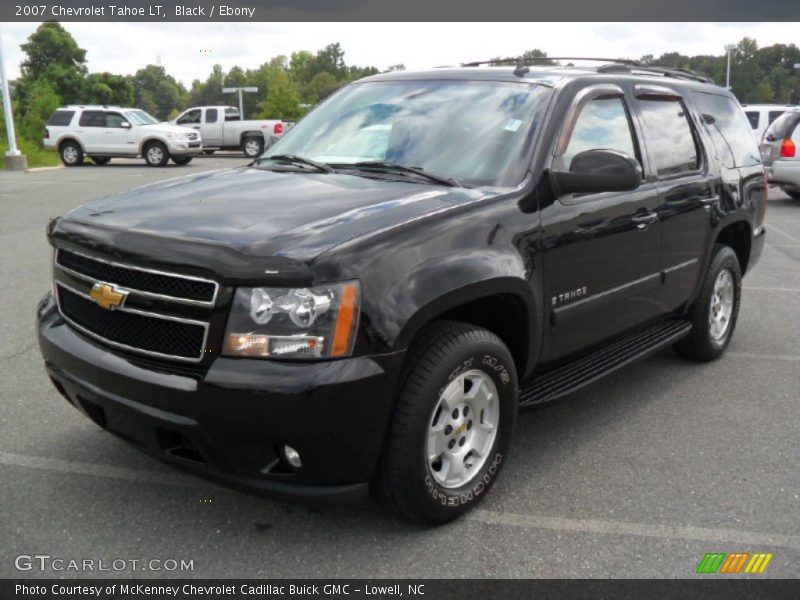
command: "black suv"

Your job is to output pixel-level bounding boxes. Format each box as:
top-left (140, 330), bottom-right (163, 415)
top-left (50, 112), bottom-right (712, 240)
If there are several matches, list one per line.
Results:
top-left (37, 61), bottom-right (767, 524)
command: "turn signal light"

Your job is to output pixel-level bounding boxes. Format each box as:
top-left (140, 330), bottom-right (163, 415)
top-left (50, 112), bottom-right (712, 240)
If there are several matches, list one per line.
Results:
top-left (780, 138), bottom-right (796, 158)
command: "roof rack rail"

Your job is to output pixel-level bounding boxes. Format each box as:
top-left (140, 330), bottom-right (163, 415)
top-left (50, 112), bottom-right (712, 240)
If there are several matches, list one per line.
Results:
top-left (461, 56), bottom-right (714, 84)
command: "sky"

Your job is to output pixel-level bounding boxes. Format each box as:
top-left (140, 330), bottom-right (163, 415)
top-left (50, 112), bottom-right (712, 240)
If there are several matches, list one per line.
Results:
top-left (2, 22), bottom-right (799, 86)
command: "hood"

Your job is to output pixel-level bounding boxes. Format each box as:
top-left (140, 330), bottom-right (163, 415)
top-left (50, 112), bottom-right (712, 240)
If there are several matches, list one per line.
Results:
top-left (51, 167), bottom-right (490, 282)
top-left (141, 123), bottom-right (198, 136)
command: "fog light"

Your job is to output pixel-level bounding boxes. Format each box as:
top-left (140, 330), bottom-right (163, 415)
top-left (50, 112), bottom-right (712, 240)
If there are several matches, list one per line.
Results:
top-left (282, 445), bottom-right (302, 469)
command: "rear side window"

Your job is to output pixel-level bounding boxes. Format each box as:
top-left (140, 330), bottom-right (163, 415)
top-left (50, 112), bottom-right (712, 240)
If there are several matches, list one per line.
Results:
top-left (47, 110), bottom-right (75, 126)
top-left (693, 93), bottom-right (760, 168)
top-left (78, 111), bottom-right (106, 127)
top-left (638, 99), bottom-right (699, 176)
top-left (562, 97), bottom-right (638, 169)
top-left (744, 111), bottom-right (759, 129)
top-left (206, 108), bottom-right (218, 123)
top-left (763, 111), bottom-right (800, 141)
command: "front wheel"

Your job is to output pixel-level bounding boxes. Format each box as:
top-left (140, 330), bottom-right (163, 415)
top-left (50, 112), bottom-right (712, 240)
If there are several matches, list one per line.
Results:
top-left (372, 321), bottom-right (518, 524)
top-left (783, 189), bottom-right (800, 201)
top-left (143, 141), bottom-right (169, 167)
top-left (172, 156), bottom-right (193, 165)
top-left (242, 136), bottom-right (264, 159)
top-left (673, 244), bottom-right (742, 362)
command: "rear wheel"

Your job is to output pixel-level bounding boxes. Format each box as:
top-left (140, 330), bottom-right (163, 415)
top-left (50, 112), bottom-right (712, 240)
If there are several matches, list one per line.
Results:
top-left (172, 156), bottom-right (193, 165)
top-left (91, 157), bottom-right (111, 165)
top-left (673, 244), bottom-right (742, 362)
top-left (143, 141), bottom-right (169, 167)
top-left (242, 136), bottom-right (264, 159)
top-left (372, 321), bottom-right (518, 524)
top-left (59, 141), bottom-right (83, 167)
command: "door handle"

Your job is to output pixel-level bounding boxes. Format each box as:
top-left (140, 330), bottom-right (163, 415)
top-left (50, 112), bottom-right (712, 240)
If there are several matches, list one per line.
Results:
top-left (632, 212), bottom-right (659, 229)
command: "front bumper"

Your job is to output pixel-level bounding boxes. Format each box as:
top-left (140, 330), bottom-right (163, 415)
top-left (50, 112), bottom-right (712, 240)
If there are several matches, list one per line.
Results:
top-left (167, 140), bottom-right (202, 156)
top-left (37, 294), bottom-right (404, 504)
top-left (766, 160), bottom-right (800, 190)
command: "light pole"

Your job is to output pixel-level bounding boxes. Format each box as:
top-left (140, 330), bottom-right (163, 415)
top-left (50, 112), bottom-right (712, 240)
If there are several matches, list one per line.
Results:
top-left (0, 32), bottom-right (27, 170)
top-left (222, 86), bottom-right (258, 119)
top-left (725, 44), bottom-right (737, 90)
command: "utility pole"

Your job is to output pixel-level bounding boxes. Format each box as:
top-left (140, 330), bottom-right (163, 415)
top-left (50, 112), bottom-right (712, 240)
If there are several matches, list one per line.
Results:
top-left (0, 32), bottom-right (27, 170)
top-left (725, 44), bottom-right (737, 90)
top-left (222, 86), bottom-right (258, 119)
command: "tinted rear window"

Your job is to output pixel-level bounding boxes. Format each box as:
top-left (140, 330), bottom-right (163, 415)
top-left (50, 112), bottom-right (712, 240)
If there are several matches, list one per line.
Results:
top-left (78, 111), bottom-right (106, 127)
top-left (764, 111), bottom-right (800, 141)
top-left (744, 111), bottom-right (759, 129)
top-left (47, 110), bottom-right (75, 126)
top-left (638, 98), bottom-right (699, 176)
top-left (693, 93), bottom-right (760, 168)
top-left (768, 110), bottom-right (786, 124)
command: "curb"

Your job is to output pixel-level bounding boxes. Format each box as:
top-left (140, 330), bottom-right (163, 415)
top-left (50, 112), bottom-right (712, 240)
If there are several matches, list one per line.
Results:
top-left (25, 165), bottom-right (64, 173)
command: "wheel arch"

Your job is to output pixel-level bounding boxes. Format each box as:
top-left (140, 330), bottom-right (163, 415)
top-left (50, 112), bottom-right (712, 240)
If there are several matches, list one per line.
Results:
top-left (58, 137), bottom-right (84, 152)
top-left (239, 130), bottom-right (265, 145)
top-left (714, 219), bottom-right (752, 274)
top-left (394, 278), bottom-right (538, 381)
top-left (138, 136), bottom-right (168, 155)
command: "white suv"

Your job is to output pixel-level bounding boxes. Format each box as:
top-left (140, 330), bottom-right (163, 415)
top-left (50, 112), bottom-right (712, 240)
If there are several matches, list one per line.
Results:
top-left (44, 106), bottom-right (203, 167)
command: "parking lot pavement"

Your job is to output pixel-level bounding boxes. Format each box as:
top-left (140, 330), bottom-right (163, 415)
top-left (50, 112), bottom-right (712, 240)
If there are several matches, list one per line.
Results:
top-left (1, 159), bottom-right (798, 578)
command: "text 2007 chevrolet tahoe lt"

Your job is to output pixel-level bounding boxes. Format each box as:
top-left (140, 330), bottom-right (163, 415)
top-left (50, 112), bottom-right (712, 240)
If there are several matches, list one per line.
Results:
top-left (38, 61), bottom-right (766, 524)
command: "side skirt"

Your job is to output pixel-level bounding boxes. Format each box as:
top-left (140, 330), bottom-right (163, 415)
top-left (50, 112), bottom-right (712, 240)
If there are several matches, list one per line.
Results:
top-left (519, 318), bottom-right (692, 407)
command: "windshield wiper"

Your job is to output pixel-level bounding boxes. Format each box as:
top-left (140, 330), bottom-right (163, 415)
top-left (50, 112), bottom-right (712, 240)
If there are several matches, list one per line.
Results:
top-left (337, 161), bottom-right (462, 188)
top-left (259, 154), bottom-right (334, 173)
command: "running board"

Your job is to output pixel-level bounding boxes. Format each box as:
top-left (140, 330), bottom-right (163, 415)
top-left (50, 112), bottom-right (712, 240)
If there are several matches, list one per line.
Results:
top-left (519, 319), bottom-right (692, 407)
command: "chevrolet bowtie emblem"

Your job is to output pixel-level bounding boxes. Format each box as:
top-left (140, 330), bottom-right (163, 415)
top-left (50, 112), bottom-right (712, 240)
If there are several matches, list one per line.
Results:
top-left (89, 282), bottom-right (128, 310)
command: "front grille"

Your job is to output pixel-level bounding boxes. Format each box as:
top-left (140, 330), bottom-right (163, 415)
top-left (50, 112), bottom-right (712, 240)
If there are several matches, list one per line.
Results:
top-left (187, 133), bottom-right (199, 141)
top-left (57, 249), bottom-right (217, 304)
top-left (57, 284), bottom-right (207, 361)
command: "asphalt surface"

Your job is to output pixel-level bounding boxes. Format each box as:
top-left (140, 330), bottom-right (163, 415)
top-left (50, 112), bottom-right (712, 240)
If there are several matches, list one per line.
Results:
top-left (1, 155), bottom-right (798, 579)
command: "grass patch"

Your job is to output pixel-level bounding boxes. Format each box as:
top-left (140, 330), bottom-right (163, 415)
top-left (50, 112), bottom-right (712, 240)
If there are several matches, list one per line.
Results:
top-left (0, 138), bottom-right (61, 169)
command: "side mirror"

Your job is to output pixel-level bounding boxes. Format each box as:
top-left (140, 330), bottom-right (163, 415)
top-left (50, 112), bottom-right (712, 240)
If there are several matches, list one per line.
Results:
top-left (551, 149), bottom-right (642, 195)
top-left (121, 121), bottom-right (132, 129)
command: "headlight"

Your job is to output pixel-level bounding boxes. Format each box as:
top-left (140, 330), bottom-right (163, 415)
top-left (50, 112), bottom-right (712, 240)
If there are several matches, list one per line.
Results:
top-left (223, 281), bottom-right (360, 359)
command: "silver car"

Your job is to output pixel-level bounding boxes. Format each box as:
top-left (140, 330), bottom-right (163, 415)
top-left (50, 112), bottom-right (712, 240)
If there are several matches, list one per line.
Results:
top-left (760, 109), bottom-right (800, 200)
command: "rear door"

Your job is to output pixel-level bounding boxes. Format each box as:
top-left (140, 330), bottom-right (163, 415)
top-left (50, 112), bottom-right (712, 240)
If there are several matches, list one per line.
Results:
top-left (541, 84), bottom-right (662, 361)
top-left (77, 110), bottom-right (107, 153)
top-left (201, 107), bottom-right (223, 146)
top-left (632, 87), bottom-right (715, 313)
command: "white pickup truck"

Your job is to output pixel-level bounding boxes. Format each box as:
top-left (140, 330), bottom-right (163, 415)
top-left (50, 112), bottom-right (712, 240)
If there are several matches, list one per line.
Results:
top-left (171, 106), bottom-right (290, 158)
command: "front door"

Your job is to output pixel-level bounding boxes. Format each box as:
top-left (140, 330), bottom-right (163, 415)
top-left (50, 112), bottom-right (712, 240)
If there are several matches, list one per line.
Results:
top-left (541, 89), bottom-right (662, 361)
top-left (102, 112), bottom-right (138, 155)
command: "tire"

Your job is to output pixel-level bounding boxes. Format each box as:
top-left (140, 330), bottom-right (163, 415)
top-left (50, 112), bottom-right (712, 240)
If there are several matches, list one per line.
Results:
top-left (673, 244), bottom-right (742, 362)
top-left (242, 136), bottom-right (264, 159)
top-left (172, 156), bottom-right (193, 165)
top-left (372, 321), bottom-right (518, 525)
top-left (91, 157), bottom-right (111, 165)
top-left (203, 150), bottom-right (216, 155)
top-left (143, 141), bottom-right (169, 167)
top-left (784, 189), bottom-right (800, 201)
top-left (59, 141), bottom-right (84, 167)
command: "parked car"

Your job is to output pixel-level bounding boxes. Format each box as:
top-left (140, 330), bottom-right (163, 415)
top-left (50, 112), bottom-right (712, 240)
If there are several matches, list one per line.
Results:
top-left (170, 105), bottom-right (288, 158)
top-left (760, 109), bottom-right (800, 200)
top-left (741, 104), bottom-right (796, 141)
top-left (44, 106), bottom-right (202, 167)
top-left (38, 61), bottom-right (766, 524)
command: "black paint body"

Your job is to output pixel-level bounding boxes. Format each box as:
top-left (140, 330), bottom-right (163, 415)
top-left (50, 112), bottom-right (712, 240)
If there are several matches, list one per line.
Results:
top-left (37, 68), bottom-right (767, 501)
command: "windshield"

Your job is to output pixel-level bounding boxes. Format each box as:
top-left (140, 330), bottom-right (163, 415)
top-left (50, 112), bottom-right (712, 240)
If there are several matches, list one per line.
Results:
top-left (266, 79), bottom-right (552, 187)
top-left (125, 110), bottom-right (160, 126)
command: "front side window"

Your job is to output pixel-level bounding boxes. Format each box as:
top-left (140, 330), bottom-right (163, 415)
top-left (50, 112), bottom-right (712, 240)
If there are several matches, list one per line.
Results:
top-left (693, 93), bottom-right (760, 168)
top-left (105, 113), bottom-right (128, 128)
top-left (562, 97), bottom-right (637, 169)
top-left (78, 110), bottom-right (105, 127)
top-left (177, 109), bottom-right (201, 125)
top-left (638, 99), bottom-right (699, 177)
top-left (267, 80), bottom-right (552, 187)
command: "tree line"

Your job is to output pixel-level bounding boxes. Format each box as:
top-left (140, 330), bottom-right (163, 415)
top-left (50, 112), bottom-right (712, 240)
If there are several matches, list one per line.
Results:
top-left (4, 22), bottom-right (800, 153)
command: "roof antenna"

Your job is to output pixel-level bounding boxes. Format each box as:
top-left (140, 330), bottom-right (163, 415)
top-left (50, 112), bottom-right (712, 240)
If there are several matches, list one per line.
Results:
top-left (514, 57), bottom-right (530, 77)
